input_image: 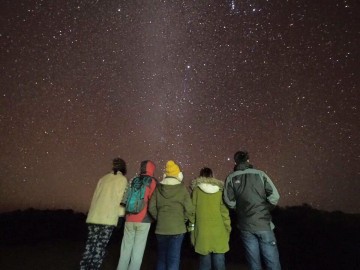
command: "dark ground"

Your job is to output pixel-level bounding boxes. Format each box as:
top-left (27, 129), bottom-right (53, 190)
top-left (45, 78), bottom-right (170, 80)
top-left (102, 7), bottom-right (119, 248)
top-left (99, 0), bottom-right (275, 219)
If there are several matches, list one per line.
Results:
top-left (0, 228), bottom-right (247, 270)
top-left (0, 206), bottom-right (359, 270)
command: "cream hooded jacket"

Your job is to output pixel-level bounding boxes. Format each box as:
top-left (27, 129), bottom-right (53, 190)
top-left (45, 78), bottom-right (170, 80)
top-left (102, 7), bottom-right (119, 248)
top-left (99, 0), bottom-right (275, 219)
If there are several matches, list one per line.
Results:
top-left (86, 172), bottom-right (128, 226)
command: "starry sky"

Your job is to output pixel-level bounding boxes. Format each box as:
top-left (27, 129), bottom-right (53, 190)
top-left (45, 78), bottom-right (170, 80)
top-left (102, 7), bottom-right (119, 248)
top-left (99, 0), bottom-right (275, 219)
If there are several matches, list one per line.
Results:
top-left (0, 0), bottom-right (359, 214)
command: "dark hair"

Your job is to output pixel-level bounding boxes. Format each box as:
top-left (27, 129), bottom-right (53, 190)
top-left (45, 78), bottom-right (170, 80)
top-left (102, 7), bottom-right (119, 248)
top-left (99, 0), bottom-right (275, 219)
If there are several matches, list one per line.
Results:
top-left (199, 167), bottom-right (213, 178)
top-left (234, 151), bottom-right (249, 164)
top-left (112, 158), bottom-right (127, 175)
top-left (140, 160), bottom-right (149, 174)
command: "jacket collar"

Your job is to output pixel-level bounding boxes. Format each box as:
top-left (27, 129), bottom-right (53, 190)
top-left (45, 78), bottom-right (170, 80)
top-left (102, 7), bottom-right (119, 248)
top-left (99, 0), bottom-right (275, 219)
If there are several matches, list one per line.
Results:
top-left (234, 162), bottom-right (253, 171)
top-left (191, 177), bottom-right (224, 193)
top-left (161, 176), bottom-right (182, 185)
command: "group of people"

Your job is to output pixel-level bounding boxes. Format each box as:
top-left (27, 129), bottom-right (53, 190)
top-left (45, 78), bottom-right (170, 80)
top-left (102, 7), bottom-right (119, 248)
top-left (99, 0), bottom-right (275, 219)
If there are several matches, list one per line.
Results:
top-left (79, 150), bottom-right (282, 270)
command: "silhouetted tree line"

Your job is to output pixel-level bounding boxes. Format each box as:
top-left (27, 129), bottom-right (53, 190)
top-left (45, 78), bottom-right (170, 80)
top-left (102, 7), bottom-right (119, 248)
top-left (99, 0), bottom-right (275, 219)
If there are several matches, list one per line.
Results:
top-left (0, 205), bottom-right (359, 269)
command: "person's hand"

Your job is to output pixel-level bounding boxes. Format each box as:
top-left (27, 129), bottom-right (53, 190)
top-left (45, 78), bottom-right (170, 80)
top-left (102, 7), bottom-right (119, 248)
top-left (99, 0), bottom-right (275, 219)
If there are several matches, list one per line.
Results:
top-left (187, 223), bottom-right (195, 232)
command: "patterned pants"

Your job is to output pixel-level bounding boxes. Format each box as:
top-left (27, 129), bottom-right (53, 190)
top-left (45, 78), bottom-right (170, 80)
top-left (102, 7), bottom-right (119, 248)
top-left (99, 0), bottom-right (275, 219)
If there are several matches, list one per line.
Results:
top-left (80, 224), bottom-right (114, 270)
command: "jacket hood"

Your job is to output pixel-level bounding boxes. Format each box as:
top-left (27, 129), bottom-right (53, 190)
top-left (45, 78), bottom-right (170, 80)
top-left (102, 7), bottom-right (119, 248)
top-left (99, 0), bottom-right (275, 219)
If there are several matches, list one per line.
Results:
top-left (158, 180), bottom-right (185, 199)
top-left (191, 177), bottom-right (224, 194)
top-left (161, 176), bottom-right (182, 185)
top-left (140, 160), bottom-right (155, 176)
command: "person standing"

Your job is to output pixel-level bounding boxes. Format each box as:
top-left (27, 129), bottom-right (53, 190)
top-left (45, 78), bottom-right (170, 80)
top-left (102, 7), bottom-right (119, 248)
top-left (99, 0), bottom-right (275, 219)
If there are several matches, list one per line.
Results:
top-left (223, 151), bottom-right (281, 270)
top-left (149, 160), bottom-right (195, 270)
top-left (80, 157), bottom-right (128, 270)
top-left (191, 167), bottom-right (231, 270)
top-left (117, 160), bottom-right (157, 270)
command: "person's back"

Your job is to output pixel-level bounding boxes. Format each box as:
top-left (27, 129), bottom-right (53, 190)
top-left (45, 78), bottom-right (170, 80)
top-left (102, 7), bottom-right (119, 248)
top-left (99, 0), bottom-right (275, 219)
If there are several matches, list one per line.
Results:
top-left (152, 181), bottom-right (192, 234)
top-left (80, 158), bottom-right (128, 270)
top-left (191, 167), bottom-right (231, 270)
top-left (149, 160), bottom-right (194, 270)
top-left (225, 162), bottom-right (278, 232)
top-left (86, 172), bottom-right (127, 225)
top-left (224, 151), bottom-right (281, 270)
top-left (117, 160), bottom-right (157, 270)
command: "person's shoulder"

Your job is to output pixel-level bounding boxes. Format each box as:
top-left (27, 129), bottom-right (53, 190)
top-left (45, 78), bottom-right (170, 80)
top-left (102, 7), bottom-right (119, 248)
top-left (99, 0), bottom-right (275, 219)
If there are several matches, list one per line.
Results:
top-left (245, 167), bottom-right (262, 172)
top-left (150, 176), bottom-right (158, 183)
top-left (179, 182), bottom-right (189, 192)
top-left (227, 169), bottom-right (246, 178)
top-left (114, 171), bottom-right (126, 177)
top-left (226, 171), bottom-right (237, 178)
top-left (246, 168), bottom-right (265, 175)
top-left (148, 177), bottom-right (157, 189)
top-left (102, 171), bottom-right (113, 177)
top-left (99, 172), bottom-right (113, 181)
top-left (142, 175), bottom-right (157, 184)
top-left (241, 168), bottom-right (264, 179)
top-left (191, 185), bottom-right (199, 192)
top-left (111, 172), bottom-right (127, 183)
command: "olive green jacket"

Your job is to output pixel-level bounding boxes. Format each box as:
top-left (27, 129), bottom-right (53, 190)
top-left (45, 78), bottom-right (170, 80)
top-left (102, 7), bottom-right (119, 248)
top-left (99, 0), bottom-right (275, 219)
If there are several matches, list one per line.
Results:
top-left (191, 177), bottom-right (231, 255)
top-left (149, 177), bottom-right (195, 235)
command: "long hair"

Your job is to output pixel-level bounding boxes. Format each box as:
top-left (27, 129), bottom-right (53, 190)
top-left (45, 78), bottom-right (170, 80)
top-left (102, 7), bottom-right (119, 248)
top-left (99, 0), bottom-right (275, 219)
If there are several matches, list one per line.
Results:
top-left (112, 158), bottom-right (127, 175)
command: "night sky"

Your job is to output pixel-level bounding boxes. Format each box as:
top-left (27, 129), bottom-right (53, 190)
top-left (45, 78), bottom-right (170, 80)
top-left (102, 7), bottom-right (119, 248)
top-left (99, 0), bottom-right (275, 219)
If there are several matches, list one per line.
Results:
top-left (1, 0), bottom-right (359, 214)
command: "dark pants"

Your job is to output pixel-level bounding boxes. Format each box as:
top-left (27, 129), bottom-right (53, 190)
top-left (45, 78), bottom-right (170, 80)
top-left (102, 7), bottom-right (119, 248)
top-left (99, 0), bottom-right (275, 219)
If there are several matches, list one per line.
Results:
top-left (80, 224), bottom-right (114, 270)
top-left (199, 253), bottom-right (226, 270)
top-left (240, 230), bottom-right (281, 270)
top-left (156, 233), bottom-right (185, 270)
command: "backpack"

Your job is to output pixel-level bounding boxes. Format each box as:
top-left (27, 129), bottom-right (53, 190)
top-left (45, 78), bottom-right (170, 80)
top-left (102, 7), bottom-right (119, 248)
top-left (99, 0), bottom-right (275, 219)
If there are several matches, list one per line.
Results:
top-left (124, 175), bottom-right (153, 214)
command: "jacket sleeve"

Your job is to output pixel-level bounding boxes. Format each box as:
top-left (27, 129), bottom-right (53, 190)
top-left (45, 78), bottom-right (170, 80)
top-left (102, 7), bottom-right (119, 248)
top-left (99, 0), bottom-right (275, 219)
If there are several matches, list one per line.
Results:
top-left (190, 188), bottom-right (197, 245)
top-left (148, 188), bottom-right (158, 220)
top-left (191, 188), bottom-right (197, 221)
top-left (147, 178), bottom-right (157, 200)
top-left (220, 199), bottom-right (231, 233)
top-left (118, 176), bottom-right (128, 217)
top-left (262, 172), bottom-right (280, 206)
top-left (183, 187), bottom-right (195, 224)
top-left (87, 178), bottom-right (102, 211)
top-left (120, 179), bottom-right (131, 206)
top-left (223, 174), bottom-right (236, 209)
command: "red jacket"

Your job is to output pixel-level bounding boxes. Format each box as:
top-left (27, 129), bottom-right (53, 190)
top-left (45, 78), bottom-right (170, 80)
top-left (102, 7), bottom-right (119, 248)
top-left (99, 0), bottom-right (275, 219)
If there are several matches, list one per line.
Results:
top-left (126, 160), bottom-right (157, 223)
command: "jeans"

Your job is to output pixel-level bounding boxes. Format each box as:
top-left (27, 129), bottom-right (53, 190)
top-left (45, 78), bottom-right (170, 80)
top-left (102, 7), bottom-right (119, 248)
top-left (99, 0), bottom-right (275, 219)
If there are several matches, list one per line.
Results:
top-left (117, 222), bottom-right (151, 270)
top-left (240, 230), bottom-right (281, 270)
top-left (199, 253), bottom-right (225, 270)
top-left (156, 233), bottom-right (185, 270)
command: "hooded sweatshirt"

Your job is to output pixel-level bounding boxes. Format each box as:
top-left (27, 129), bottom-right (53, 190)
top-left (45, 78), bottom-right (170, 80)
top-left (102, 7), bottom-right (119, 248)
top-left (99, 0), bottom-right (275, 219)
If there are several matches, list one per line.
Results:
top-left (191, 177), bottom-right (231, 255)
top-left (149, 176), bottom-right (195, 235)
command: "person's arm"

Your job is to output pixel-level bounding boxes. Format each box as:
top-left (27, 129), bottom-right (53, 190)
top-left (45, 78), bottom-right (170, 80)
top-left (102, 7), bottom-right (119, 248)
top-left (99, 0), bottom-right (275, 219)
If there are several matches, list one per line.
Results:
top-left (120, 179), bottom-right (131, 206)
top-left (117, 177), bottom-right (128, 217)
top-left (190, 188), bottom-right (197, 245)
top-left (190, 187), bottom-right (197, 226)
top-left (223, 174), bottom-right (236, 209)
top-left (148, 188), bottom-right (158, 220)
top-left (191, 188), bottom-right (197, 213)
top-left (88, 178), bottom-right (102, 209)
top-left (262, 172), bottom-right (280, 207)
top-left (184, 187), bottom-right (195, 224)
top-left (220, 199), bottom-right (231, 234)
top-left (147, 178), bottom-right (157, 199)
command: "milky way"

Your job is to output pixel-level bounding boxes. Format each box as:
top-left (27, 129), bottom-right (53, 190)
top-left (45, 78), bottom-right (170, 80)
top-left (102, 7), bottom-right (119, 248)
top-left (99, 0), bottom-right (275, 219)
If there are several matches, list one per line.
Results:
top-left (0, 0), bottom-right (359, 213)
